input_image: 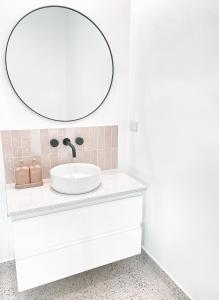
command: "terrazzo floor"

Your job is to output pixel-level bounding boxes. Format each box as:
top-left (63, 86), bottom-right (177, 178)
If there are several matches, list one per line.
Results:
top-left (0, 252), bottom-right (189, 300)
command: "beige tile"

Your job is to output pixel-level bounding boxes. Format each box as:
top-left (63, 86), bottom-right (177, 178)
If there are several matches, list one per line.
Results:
top-left (11, 130), bottom-right (22, 157)
top-left (58, 152), bottom-right (73, 165)
top-left (20, 130), bottom-right (30, 140)
top-left (75, 127), bottom-right (87, 137)
top-left (4, 157), bottom-right (14, 184)
top-left (75, 142), bottom-right (84, 152)
top-left (48, 128), bottom-right (59, 154)
top-left (41, 154), bottom-right (51, 179)
top-left (83, 151), bottom-right (90, 163)
top-left (1, 131), bottom-right (13, 158)
top-left (31, 156), bottom-right (41, 167)
top-left (97, 149), bottom-right (105, 170)
top-left (1, 126), bottom-right (117, 183)
top-left (13, 156), bottom-right (37, 169)
top-left (58, 128), bottom-right (66, 152)
top-left (50, 153), bottom-right (59, 168)
top-left (90, 150), bottom-right (98, 165)
top-left (35, 156), bottom-right (42, 165)
top-left (22, 156), bottom-right (41, 167)
top-left (111, 148), bottom-right (118, 169)
top-left (30, 130), bottom-right (41, 156)
top-left (97, 127), bottom-right (105, 149)
top-left (13, 157), bottom-right (23, 170)
top-left (112, 125), bottom-right (118, 148)
top-left (58, 128), bottom-right (66, 137)
top-left (40, 129), bottom-right (49, 154)
top-left (23, 156), bottom-right (33, 167)
top-left (104, 126), bottom-right (112, 149)
top-left (91, 127), bottom-right (98, 149)
top-left (22, 139), bottom-right (31, 156)
top-left (104, 148), bottom-right (112, 170)
top-left (21, 130), bottom-right (31, 157)
top-left (48, 128), bottom-right (58, 139)
top-left (65, 127), bottom-right (76, 141)
top-left (84, 127), bottom-right (98, 151)
top-left (76, 127), bottom-right (88, 151)
top-left (74, 150), bottom-right (84, 163)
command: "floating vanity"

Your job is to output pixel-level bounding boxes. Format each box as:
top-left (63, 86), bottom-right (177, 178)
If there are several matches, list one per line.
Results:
top-left (6, 171), bottom-right (146, 292)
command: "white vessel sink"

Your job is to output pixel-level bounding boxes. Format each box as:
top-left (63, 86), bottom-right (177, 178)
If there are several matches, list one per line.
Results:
top-left (50, 163), bottom-right (101, 194)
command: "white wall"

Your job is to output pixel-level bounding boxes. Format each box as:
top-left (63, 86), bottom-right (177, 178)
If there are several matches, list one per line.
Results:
top-left (2, 1), bottom-right (218, 298)
top-left (0, 0), bottom-right (131, 263)
top-left (130, 0), bottom-right (219, 299)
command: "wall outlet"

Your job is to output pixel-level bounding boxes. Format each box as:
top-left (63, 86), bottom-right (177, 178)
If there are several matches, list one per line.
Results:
top-left (130, 120), bottom-right (138, 132)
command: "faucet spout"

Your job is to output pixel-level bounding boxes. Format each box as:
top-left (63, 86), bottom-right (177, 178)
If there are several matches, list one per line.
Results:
top-left (63, 138), bottom-right (76, 158)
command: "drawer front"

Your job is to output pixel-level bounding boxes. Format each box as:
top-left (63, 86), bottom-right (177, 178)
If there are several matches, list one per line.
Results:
top-left (13, 196), bottom-right (143, 258)
top-left (16, 228), bottom-right (142, 292)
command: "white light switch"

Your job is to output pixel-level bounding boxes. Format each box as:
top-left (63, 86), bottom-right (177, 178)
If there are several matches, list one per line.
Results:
top-left (130, 120), bottom-right (138, 132)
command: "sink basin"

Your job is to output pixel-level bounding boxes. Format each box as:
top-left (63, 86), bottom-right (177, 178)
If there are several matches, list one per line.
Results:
top-left (50, 163), bottom-right (101, 194)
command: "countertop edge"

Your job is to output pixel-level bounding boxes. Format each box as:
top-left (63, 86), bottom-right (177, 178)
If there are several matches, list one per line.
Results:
top-left (6, 171), bottom-right (148, 220)
top-left (8, 188), bottom-right (146, 220)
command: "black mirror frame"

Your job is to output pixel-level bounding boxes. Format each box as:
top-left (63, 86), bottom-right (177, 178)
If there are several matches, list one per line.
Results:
top-left (5, 5), bottom-right (114, 122)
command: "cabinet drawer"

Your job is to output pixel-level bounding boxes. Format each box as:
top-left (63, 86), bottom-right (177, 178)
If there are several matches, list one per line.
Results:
top-left (13, 196), bottom-right (143, 258)
top-left (16, 227), bottom-right (142, 292)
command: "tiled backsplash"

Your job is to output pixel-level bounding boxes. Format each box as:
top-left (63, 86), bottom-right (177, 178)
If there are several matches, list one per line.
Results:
top-left (1, 126), bottom-right (118, 184)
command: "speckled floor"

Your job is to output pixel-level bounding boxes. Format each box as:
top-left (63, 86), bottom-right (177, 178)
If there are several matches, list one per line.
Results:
top-left (0, 252), bottom-right (189, 300)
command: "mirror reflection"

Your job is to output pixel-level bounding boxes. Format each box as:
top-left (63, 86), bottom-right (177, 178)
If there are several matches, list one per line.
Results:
top-left (6, 6), bottom-right (114, 121)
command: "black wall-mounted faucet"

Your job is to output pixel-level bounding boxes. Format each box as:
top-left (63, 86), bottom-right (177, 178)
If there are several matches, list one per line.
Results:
top-left (63, 138), bottom-right (76, 158)
top-left (50, 137), bottom-right (84, 158)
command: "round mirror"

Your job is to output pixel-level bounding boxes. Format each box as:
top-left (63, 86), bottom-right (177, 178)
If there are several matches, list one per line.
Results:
top-left (5, 6), bottom-right (114, 121)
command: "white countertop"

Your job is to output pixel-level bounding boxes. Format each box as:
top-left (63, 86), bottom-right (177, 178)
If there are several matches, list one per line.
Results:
top-left (6, 171), bottom-right (146, 219)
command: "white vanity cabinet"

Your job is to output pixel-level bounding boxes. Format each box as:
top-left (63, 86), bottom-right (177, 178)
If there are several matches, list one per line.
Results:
top-left (7, 172), bottom-right (146, 292)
